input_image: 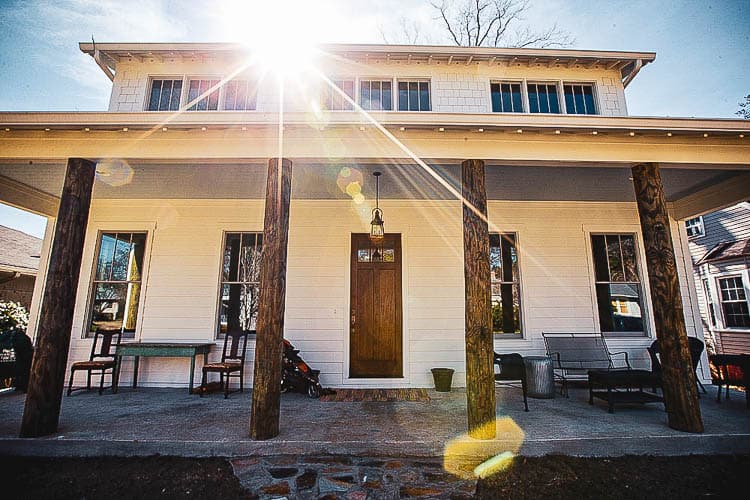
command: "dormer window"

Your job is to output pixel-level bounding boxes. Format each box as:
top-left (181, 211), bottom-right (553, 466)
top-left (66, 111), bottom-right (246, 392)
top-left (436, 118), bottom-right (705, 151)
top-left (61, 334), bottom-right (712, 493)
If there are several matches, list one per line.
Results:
top-left (187, 79), bottom-right (220, 111)
top-left (147, 79), bottom-right (182, 111)
top-left (563, 83), bottom-right (597, 115)
top-left (397, 80), bottom-right (431, 111)
top-left (223, 80), bottom-right (257, 111)
top-left (321, 79), bottom-right (355, 111)
top-left (491, 82), bottom-right (523, 113)
top-left (527, 83), bottom-right (560, 114)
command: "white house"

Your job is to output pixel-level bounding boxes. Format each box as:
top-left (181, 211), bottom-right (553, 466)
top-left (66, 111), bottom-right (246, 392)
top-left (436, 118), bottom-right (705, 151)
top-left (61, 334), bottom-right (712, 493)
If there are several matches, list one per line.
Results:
top-left (1, 42), bottom-right (749, 393)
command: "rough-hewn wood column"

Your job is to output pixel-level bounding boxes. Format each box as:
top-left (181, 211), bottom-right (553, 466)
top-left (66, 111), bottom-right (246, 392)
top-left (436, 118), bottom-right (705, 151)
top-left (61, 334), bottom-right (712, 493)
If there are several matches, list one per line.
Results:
top-left (631, 162), bottom-right (703, 433)
top-left (250, 157), bottom-right (292, 440)
top-left (20, 158), bottom-right (96, 437)
top-left (461, 159), bottom-right (496, 439)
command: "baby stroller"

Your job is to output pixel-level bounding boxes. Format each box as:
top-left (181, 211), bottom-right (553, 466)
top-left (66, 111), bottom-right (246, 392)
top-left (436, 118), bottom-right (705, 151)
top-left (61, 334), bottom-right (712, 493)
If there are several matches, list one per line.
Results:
top-left (281, 339), bottom-right (327, 398)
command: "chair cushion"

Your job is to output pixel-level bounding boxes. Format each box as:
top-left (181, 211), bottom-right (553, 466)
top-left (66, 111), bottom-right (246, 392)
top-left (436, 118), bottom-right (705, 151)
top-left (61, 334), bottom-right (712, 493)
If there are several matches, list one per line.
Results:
top-left (72, 360), bottom-right (115, 369)
top-left (203, 362), bottom-right (242, 371)
top-left (588, 368), bottom-right (660, 387)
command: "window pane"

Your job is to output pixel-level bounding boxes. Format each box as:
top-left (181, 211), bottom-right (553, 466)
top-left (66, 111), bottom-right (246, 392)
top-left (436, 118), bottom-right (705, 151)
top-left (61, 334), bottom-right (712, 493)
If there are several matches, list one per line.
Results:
top-left (492, 283), bottom-right (521, 334)
top-left (207, 80), bottom-right (219, 110)
top-left (419, 81), bottom-right (430, 111)
top-left (408, 82), bottom-right (419, 111)
top-left (220, 283), bottom-right (259, 333)
top-left (169, 81), bottom-right (181, 110)
top-left (159, 82), bottom-right (172, 111)
top-left (597, 283), bottom-right (644, 332)
top-left (382, 81), bottom-right (392, 110)
top-left (360, 81), bottom-right (371, 109)
top-left (148, 81), bottom-right (162, 111)
top-left (528, 85), bottom-right (539, 113)
top-left (239, 233), bottom-right (262, 283)
top-left (538, 85), bottom-right (549, 113)
top-left (723, 301), bottom-right (750, 328)
top-left (491, 83), bottom-right (501, 112)
top-left (511, 84), bottom-right (522, 112)
top-left (574, 86), bottom-right (585, 115)
top-left (620, 235), bottom-right (638, 282)
top-left (127, 233), bottom-right (147, 282)
top-left (111, 234), bottom-right (133, 281)
top-left (606, 235), bottom-right (624, 282)
top-left (371, 83), bottom-right (381, 111)
top-left (564, 88), bottom-right (576, 114)
top-left (222, 233), bottom-right (242, 282)
top-left (398, 81), bottom-right (408, 110)
top-left (548, 85), bottom-right (560, 113)
top-left (583, 85), bottom-right (595, 114)
top-left (90, 282), bottom-right (141, 334)
top-left (591, 235), bottom-right (609, 282)
top-left (96, 233), bottom-right (117, 280)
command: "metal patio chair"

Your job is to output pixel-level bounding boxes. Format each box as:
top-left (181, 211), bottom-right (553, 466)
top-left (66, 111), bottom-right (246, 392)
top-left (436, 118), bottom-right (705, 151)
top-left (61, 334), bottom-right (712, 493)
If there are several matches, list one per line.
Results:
top-left (494, 352), bottom-right (529, 411)
top-left (647, 336), bottom-right (708, 396)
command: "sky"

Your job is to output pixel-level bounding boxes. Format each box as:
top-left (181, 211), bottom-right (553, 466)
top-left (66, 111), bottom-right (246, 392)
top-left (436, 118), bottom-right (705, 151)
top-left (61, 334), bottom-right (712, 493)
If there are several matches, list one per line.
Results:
top-left (0, 0), bottom-right (748, 237)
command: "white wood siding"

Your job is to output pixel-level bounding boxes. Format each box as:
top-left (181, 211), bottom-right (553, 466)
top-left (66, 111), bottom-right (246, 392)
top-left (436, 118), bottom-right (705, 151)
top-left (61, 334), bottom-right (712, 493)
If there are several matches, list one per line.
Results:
top-left (62, 199), bottom-right (706, 388)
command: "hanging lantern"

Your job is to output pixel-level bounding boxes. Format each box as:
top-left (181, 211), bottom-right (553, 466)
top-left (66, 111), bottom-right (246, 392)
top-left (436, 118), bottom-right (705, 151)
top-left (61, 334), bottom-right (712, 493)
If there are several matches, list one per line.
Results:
top-left (369, 171), bottom-right (385, 243)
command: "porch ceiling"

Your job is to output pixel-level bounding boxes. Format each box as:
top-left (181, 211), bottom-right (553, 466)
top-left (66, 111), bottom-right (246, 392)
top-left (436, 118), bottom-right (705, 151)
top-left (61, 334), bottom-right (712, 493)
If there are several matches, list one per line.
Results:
top-left (1, 160), bottom-right (745, 218)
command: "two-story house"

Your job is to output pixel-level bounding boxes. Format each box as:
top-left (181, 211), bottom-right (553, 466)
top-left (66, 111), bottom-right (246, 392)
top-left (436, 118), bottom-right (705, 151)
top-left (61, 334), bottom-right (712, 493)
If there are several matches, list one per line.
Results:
top-left (1, 42), bottom-right (748, 392)
top-left (686, 203), bottom-right (750, 355)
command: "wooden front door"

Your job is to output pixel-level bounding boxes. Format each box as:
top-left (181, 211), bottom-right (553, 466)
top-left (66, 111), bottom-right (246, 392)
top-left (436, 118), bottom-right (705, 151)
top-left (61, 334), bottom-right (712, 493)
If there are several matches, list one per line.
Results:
top-left (350, 233), bottom-right (403, 378)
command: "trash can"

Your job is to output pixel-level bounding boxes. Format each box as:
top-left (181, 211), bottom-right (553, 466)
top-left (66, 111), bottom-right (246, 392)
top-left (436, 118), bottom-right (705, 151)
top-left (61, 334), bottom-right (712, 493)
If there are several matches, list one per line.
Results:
top-left (523, 356), bottom-right (555, 399)
top-left (431, 368), bottom-right (454, 392)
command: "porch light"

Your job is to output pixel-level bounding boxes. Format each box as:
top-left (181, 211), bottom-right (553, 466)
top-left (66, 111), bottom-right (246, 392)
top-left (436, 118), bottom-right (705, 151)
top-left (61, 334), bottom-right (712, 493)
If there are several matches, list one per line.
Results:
top-left (370, 171), bottom-right (384, 244)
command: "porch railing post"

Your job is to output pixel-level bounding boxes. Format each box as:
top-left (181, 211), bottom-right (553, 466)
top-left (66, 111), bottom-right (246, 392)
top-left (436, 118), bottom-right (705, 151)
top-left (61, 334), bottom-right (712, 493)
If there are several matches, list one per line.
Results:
top-left (20, 158), bottom-right (96, 438)
top-left (461, 159), bottom-right (496, 439)
top-left (250, 157), bottom-right (293, 440)
top-left (631, 162), bottom-right (703, 433)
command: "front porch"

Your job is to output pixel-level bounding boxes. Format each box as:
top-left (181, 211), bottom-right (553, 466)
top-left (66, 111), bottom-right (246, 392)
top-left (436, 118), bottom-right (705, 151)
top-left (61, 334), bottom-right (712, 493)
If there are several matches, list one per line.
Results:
top-left (2, 386), bottom-right (749, 458)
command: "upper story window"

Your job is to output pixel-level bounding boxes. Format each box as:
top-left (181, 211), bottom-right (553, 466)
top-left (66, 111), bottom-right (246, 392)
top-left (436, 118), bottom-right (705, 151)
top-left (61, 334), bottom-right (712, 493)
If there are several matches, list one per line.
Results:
top-left (187, 79), bottom-right (220, 111)
top-left (321, 79), bottom-right (354, 111)
top-left (398, 80), bottom-right (431, 111)
top-left (527, 82), bottom-right (560, 114)
top-left (223, 80), bottom-right (257, 111)
top-left (685, 216), bottom-right (705, 238)
top-left (563, 83), bottom-right (597, 115)
top-left (147, 79), bottom-right (182, 111)
top-left (718, 276), bottom-right (750, 328)
top-left (491, 82), bottom-right (523, 113)
top-left (360, 80), bottom-right (392, 111)
top-left (591, 234), bottom-right (645, 335)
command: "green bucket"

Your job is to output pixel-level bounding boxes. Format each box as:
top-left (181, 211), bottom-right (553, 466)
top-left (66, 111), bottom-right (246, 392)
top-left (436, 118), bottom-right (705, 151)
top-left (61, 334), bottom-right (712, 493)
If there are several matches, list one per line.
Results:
top-left (431, 368), bottom-right (455, 392)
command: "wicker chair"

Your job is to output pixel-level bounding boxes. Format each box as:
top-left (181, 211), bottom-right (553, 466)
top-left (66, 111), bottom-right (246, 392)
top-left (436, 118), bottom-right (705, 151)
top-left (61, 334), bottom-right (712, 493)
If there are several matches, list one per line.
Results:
top-left (67, 329), bottom-right (121, 395)
top-left (200, 329), bottom-right (251, 398)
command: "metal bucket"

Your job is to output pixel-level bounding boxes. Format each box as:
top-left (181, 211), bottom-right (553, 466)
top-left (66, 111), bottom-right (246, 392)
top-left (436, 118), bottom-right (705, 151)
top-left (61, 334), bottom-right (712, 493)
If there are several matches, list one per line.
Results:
top-left (524, 356), bottom-right (555, 398)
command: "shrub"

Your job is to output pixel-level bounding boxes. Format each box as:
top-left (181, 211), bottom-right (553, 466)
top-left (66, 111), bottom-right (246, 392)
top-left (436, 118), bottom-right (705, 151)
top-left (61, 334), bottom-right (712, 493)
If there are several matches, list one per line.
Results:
top-left (0, 301), bottom-right (29, 335)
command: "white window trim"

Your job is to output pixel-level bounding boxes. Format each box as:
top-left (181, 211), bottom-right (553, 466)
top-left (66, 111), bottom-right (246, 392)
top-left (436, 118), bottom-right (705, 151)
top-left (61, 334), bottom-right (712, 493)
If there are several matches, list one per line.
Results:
top-left (561, 81), bottom-right (600, 115)
top-left (583, 225), bottom-right (652, 338)
top-left (357, 77), bottom-right (396, 111)
top-left (489, 230), bottom-right (525, 339)
top-left (80, 223), bottom-right (155, 341)
top-left (395, 78), bottom-right (433, 112)
top-left (488, 80), bottom-right (525, 113)
top-left (713, 271), bottom-right (750, 331)
top-left (685, 216), bottom-right (706, 238)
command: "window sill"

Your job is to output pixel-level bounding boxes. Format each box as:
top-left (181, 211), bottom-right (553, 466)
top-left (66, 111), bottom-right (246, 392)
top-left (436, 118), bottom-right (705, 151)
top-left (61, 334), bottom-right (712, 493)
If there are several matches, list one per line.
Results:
top-left (493, 333), bottom-right (523, 340)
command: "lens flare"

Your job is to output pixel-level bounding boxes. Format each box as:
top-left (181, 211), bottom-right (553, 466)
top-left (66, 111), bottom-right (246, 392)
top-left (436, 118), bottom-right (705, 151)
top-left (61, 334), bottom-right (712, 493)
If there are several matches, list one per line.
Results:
top-left (95, 159), bottom-right (134, 187)
top-left (443, 417), bottom-right (524, 480)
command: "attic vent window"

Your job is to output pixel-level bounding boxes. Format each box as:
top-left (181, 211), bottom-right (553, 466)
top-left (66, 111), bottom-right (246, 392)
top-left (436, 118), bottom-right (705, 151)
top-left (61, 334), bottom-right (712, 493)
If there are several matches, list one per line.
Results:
top-left (527, 83), bottom-right (560, 114)
top-left (563, 83), bottom-right (597, 115)
top-left (491, 82), bottom-right (523, 113)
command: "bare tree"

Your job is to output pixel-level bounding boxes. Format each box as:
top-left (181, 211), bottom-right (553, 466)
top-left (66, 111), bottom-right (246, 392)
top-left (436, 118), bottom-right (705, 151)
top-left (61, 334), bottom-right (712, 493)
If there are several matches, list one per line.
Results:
top-left (737, 94), bottom-right (750, 119)
top-left (379, 16), bottom-right (428, 45)
top-left (431, 0), bottom-right (573, 48)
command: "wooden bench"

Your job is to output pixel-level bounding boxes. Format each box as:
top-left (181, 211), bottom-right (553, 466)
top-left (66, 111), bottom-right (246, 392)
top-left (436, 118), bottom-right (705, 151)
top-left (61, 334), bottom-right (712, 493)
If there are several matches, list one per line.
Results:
top-left (543, 332), bottom-right (662, 413)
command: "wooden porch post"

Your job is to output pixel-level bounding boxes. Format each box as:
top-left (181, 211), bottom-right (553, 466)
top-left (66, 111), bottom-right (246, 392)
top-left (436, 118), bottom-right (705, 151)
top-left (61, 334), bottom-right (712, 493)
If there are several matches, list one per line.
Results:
top-left (461, 159), bottom-right (496, 439)
top-left (631, 162), bottom-right (703, 433)
top-left (250, 157), bottom-right (292, 440)
top-left (20, 158), bottom-right (96, 437)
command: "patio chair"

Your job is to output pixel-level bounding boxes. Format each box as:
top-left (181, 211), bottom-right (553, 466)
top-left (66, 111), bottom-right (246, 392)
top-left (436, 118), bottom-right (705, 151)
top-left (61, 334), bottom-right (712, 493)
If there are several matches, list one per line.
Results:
top-left (67, 329), bottom-right (121, 396)
top-left (200, 329), bottom-right (251, 398)
top-left (494, 352), bottom-right (528, 411)
top-left (647, 336), bottom-right (707, 396)
top-left (542, 332), bottom-right (630, 397)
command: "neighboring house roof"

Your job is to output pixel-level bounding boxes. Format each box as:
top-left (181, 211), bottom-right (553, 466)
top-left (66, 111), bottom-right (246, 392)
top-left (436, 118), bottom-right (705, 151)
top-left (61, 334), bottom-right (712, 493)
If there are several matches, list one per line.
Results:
top-left (0, 225), bottom-right (41, 275)
top-left (79, 42), bottom-right (656, 87)
top-left (697, 237), bottom-right (750, 265)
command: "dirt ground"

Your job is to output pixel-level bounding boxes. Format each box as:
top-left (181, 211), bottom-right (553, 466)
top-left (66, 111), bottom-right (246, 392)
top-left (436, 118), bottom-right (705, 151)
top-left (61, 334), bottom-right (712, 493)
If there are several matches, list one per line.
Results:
top-left (1, 454), bottom-right (747, 499)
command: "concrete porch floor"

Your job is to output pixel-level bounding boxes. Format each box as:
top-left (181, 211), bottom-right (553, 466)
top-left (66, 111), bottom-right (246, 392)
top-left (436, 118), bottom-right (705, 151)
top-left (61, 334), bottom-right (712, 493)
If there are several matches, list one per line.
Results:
top-left (1, 386), bottom-right (749, 459)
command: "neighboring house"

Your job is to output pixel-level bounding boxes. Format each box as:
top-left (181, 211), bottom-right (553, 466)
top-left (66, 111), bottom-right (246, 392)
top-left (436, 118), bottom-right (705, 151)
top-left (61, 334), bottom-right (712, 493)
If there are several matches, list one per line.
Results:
top-left (687, 202), bottom-right (750, 354)
top-left (0, 42), bottom-right (748, 389)
top-left (0, 224), bottom-right (41, 310)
